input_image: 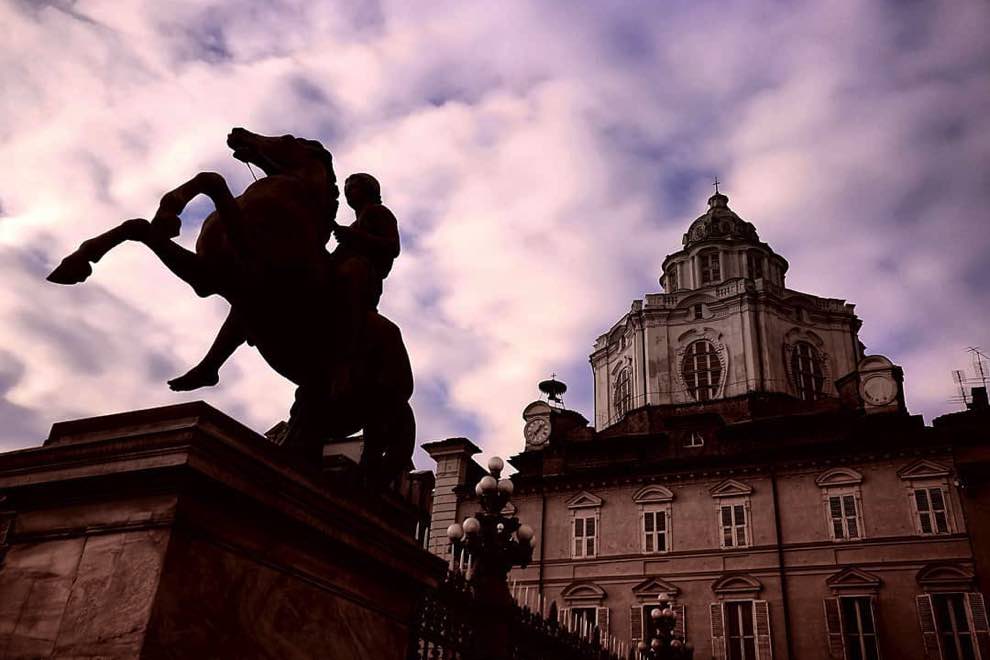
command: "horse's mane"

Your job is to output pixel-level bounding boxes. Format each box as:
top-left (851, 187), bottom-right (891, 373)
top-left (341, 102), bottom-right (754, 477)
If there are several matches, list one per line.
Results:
top-left (298, 138), bottom-right (337, 190)
top-left (295, 137), bottom-right (339, 245)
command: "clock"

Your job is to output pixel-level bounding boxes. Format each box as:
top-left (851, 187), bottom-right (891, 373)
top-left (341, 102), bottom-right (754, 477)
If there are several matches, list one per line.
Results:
top-left (524, 417), bottom-right (551, 448)
top-left (861, 373), bottom-right (897, 406)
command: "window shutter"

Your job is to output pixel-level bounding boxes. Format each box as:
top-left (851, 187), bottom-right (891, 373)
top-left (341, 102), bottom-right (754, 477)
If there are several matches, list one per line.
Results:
top-left (754, 600), bottom-right (773, 659)
top-left (823, 598), bottom-right (845, 659)
top-left (868, 597), bottom-right (881, 655)
top-left (631, 605), bottom-right (643, 642)
top-left (916, 595), bottom-right (941, 658)
top-left (968, 592), bottom-right (990, 659)
top-left (673, 604), bottom-right (686, 641)
top-left (710, 602), bottom-right (726, 660)
top-left (597, 607), bottom-right (610, 636)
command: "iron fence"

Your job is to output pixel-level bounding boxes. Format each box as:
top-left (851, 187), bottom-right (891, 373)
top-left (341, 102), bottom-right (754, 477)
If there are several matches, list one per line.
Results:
top-left (409, 570), bottom-right (624, 660)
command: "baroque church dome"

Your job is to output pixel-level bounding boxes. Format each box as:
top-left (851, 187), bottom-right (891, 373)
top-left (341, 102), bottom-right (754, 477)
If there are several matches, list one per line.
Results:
top-left (682, 192), bottom-right (760, 248)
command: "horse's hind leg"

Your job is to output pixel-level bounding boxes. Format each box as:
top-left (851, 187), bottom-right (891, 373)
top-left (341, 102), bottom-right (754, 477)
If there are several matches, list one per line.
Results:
top-left (361, 401), bottom-right (415, 491)
top-left (141, 228), bottom-right (219, 298)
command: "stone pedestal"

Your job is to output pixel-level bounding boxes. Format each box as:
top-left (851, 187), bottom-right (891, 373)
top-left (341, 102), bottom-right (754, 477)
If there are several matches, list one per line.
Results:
top-left (0, 402), bottom-right (443, 659)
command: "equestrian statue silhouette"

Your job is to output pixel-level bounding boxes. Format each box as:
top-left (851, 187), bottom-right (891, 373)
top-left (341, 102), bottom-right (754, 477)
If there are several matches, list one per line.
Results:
top-left (48, 128), bottom-right (415, 489)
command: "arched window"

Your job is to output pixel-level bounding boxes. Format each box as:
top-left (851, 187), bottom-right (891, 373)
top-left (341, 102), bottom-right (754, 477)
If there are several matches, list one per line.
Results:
top-left (700, 251), bottom-right (721, 285)
top-left (666, 267), bottom-right (678, 292)
top-left (792, 341), bottom-right (825, 400)
top-left (682, 341), bottom-right (721, 401)
top-left (614, 367), bottom-right (631, 417)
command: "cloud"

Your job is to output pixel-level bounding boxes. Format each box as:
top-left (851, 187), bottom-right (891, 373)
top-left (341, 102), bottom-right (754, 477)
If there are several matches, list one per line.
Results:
top-left (0, 0), bottom-right (987, 468)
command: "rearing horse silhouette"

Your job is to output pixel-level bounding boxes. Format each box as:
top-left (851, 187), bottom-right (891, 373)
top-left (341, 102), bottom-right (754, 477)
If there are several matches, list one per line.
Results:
top-left (48, 128), bottom-right (415, 486)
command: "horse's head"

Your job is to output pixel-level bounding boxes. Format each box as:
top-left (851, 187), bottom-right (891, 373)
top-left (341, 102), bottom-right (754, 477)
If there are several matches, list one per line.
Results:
top-left (227, 128), bottom-right (338, 198)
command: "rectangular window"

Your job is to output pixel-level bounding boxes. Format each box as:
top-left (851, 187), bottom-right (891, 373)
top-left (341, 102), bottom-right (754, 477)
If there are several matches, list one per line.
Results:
top-left (839, 597), bottom-right (880, 660)
top-left (643, 509), bottom-right (668, 553)
top-left (721, 504), bottom-right (748, 548)
top-left (667, 268), bottom-right (678, 292)
top-left (571, 606), bottom-right (598, 630)
top-left (915, 487), bottom-right (950, 534)
top-left (726, 601), bottom-right (757, 660)
top-left (701, 252), bottom-right (721, 285)
top-left (932, 593), bottom-right (977, 660)
top-left (573, 514), bottom-right (596, 558)
top-left (829, 493), bottom-right (861, 540)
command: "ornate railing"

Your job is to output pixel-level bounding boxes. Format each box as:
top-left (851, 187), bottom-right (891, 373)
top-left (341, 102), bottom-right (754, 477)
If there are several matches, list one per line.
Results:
top-left (409, 570), bottom-right (625, 660)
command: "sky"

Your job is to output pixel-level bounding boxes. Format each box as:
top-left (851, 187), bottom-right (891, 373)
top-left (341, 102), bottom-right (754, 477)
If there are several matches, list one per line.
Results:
top-left (1, 0), bottom-right (988, 468)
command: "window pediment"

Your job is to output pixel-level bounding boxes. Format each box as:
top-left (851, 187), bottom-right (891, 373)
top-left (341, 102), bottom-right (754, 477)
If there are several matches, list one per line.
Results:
top-left (567, 491), bottom-right (603, 509)
top-left (826, 567), bottom-right (881, 594)
top-left (916, 563), bottom-right (975, 592)
top-left (632, 485), bottom-right (674, 504)
top-left (815, 467), bottom-right (863, 487)
top-left (898, 459), bottom-right (950, 481)
top-left (711, 573), bottom-right (763, 597)
top-left (632, 576), bottom-right (680, 601)
top-left (561, 581), bottom-right (607, 604)
top-left (709, 479), bottom-right (753, 498)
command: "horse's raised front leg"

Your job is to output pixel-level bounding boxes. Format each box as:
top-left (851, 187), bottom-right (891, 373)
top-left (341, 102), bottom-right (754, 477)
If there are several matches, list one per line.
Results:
top-left (153, 171), bottom-right (243, 248)
top-left (48, 170), bottom-right (240, 293)
top-left (47, 218), bottom-right (218, 298)
top-left (47, 218), bottom-right (152, 285)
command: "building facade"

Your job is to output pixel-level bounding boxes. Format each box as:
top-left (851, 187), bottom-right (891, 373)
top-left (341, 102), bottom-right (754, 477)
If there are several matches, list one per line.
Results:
top-left (424, 193), bottom-right (990, 660)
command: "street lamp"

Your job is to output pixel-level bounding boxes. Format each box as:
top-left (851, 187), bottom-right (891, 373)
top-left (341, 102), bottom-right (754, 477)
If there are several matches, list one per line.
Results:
top-left (445, 457), bottom-right (536, 659)
top-left (446, 456), bottom-right (535, 580)
top-left (635, 593), bottom-right (693, 659)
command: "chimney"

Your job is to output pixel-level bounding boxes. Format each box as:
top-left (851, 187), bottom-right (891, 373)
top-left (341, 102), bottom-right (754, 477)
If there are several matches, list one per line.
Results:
top-left (968, 387), bottom-right (989, 411)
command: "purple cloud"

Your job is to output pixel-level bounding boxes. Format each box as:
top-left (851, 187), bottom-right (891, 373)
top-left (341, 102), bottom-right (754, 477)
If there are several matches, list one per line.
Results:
top-left (0, 0), bottom-right (987, 465)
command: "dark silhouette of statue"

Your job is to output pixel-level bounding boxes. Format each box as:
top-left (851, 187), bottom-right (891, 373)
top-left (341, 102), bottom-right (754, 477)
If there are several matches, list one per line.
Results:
top-left (47, 128), bottom-right (415, 488)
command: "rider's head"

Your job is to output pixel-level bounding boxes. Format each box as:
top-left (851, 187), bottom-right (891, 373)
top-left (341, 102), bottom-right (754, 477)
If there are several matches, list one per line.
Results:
top-left (344, 173), bottom-right (382, 209)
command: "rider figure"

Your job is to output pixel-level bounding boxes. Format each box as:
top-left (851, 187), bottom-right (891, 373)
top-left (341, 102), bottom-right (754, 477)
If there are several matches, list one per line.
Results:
top-left (167, 172), bottom-right (399, 392)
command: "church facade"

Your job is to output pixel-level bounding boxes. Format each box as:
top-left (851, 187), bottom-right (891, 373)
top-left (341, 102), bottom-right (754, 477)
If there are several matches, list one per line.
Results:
top-left (590, 190), bottom-right (864, 430)
top-left (424, 193), bottom-right (990, 660)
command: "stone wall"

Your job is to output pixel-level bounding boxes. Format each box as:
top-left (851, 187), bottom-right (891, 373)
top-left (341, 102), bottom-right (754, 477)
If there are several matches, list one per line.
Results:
top-left (0, 402), bottom-right (444, 659)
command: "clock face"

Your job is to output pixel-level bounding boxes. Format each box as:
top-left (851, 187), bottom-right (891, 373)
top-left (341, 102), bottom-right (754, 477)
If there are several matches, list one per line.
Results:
top-left (861, 374), bottom-right (896, 406)
top-left (524, 417), bottom-right (551, 447)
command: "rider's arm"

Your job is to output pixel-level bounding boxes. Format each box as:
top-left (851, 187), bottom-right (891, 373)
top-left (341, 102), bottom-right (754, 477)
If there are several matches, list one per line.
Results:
top-left (335, 205), bottom-right (400, 259)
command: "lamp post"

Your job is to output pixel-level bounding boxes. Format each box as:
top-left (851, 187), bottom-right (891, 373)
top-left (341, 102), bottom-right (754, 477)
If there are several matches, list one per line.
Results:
top-left (634, 593), bottom-right (694, 659)
top-left (446, 456), bottom-right (535, 659)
